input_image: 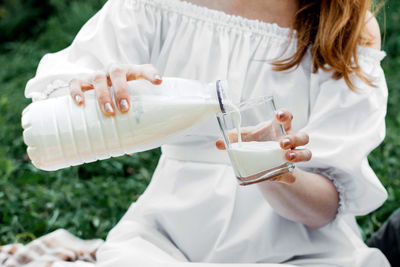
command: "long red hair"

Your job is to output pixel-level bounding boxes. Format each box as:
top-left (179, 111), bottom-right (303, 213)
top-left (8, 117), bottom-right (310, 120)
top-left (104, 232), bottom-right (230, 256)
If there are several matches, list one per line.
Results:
top-left (273, 0), bottom-right (383, 90)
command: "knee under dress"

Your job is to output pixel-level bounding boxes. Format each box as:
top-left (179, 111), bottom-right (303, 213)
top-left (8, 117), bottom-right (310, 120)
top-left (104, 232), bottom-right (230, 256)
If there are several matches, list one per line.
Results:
top-left (25, 0), bottom-right (391, 266)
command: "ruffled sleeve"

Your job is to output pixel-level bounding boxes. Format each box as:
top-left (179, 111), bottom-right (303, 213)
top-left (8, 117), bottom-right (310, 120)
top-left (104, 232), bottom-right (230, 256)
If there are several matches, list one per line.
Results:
top-left (25, 0), bottom-right (158, 101)
top-left (297, 47), bottom-right (388, 216)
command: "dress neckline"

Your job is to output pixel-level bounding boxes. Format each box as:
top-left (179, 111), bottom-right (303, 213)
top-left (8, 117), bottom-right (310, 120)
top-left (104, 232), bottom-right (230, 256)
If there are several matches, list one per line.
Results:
top-left (133, 0), bottom-right (386, 61)
top-left (178, 0), bottom-right (294, 32)
top-left (134, 0), bottom-right (296, 39)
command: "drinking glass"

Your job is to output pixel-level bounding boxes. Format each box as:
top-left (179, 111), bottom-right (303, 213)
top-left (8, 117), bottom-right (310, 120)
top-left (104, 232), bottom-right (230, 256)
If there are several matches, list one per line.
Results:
top-left (216, 96), bottom-right (295, 185)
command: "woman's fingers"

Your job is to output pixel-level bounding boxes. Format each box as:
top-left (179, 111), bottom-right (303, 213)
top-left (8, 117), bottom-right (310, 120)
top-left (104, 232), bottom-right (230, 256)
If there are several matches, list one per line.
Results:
top-left (275, 109), bottom-right (293, 132)
top-left (108, 63), bottom-right (162, 113)
top-left (216, 128), bottom-right (252, 150)
top-left (274, 110), bottom-right (312, 163)
top-left (69, 79), bottom-right (86, 105)
top-left (81, 81), bottom-right (94, 91)
top-left (215, 132), bottom-right (237, 150)
top-left (280, 132), bottom-right (311, 162)
top-left (70, 64), bottom-right (162, 115)
top-left (216, 139), bottom-right (226, 150)
top-left (126, 64), bottom-right (162, 85)
top-left (109, 66), bottom-right (130, 113)
top-left (279, 132), bottom-right (309, 150)
top-left (285, 148), bottom-right (312, 162)
top-left (93, 72), bottom-right (115, 116)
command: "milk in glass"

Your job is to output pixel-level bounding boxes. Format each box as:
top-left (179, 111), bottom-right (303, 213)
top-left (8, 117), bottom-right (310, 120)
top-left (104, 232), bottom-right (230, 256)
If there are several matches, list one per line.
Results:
top-left (218, 96), bottom-right (293, 185)
top-left (228, 141), bottom-right (287, 179)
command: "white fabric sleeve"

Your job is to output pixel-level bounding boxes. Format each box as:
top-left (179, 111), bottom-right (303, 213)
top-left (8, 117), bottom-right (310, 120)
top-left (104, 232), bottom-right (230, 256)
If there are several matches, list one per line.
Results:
top-left (296, 47), bottom-right (388, 216)
top-left (25, 0), bottom-right (157, 101)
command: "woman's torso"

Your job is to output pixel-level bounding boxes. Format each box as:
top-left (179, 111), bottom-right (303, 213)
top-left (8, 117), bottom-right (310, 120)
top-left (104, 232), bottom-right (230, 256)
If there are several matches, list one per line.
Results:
top-left (112, 0), bottom-right (368, 264)
top-left (105, 0), bottom-right (387, 265)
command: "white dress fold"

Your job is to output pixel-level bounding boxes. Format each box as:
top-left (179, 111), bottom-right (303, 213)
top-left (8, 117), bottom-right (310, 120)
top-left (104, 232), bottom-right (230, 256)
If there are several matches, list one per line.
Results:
top-left (25, 0), bottom-right (390, 266)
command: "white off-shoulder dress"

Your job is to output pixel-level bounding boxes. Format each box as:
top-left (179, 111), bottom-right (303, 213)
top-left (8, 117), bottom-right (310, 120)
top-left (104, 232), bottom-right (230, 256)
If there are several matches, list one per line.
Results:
top-left (25, 0), bottom-right (391, 266)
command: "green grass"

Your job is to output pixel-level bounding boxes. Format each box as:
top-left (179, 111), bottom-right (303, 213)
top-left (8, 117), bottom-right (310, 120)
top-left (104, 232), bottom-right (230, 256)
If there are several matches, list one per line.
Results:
top-left (0, 0), bottom-right (160, 244)
top-left (356, 2), bottom-right (400, 239)
top-left (0, 0), bottom-right (399, 245)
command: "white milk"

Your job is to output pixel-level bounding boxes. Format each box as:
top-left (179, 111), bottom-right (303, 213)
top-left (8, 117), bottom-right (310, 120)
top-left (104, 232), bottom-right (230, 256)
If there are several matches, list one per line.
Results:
top-left (224, 98), bottom-right (289, 180)
top-left (227, 141), bottom-right (286, 178)
top-left (22, 78), bottom-right (229, 171)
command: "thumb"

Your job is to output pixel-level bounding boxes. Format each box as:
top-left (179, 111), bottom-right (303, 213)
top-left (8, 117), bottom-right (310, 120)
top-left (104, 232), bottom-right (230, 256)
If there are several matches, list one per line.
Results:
top-left (216, 139), bottom-right (226, 150)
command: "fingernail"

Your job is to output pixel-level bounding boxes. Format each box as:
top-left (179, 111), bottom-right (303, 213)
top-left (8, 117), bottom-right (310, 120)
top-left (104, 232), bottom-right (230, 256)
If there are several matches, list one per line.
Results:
top-left (289, 152), bottom-right (296, 160)
top-left (119, 99), bottom-right (129, 112)
top-left (104, 102), bottom-right (114, 113)
top-left (281, 138), bottom-right (291, 147)
top-left (277, 110), bottom-right (284, 119)
top-left (154, 74), bottom-right (162, 81)
top-left (74, 95), bottom-right (82, 104)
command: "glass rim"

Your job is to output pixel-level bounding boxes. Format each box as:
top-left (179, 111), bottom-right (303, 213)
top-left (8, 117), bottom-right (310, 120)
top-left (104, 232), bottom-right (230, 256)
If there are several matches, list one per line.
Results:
top-left (217, 95), bottom-right (275, 117)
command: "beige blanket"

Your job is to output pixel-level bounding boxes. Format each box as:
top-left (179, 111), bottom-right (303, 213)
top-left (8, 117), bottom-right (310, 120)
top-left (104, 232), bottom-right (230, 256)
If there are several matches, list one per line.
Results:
top-left (0, 230), bottom-right (103, 267)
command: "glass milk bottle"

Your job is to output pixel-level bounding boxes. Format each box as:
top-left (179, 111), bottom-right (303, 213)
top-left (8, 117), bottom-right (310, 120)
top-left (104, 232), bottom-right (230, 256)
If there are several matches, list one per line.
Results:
top-left (22, 78), bottom-right (230, 171)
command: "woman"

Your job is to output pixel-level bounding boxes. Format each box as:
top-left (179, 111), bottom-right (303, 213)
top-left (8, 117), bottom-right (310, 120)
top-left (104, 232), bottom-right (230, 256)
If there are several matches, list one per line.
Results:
top-left (25, 0), bottom-right (390, 266)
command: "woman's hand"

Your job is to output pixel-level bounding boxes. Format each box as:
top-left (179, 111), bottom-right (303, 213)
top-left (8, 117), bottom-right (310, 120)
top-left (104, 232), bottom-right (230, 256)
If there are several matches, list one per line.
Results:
top-left (274, 109), bottom-right (312, 163)
top-left (69, 64), bottom-right (162, 115)
top-left (215, 109), bottom-right (312, 183)
top-left (215, 109), bottom-right (338, 228)
top-left (216, 109), bottom-right (311, 162)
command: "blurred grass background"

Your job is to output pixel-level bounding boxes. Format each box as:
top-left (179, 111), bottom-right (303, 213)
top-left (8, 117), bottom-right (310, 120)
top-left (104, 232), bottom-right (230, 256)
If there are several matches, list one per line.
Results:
top-left (0, 0), bottom-right (399, 244)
